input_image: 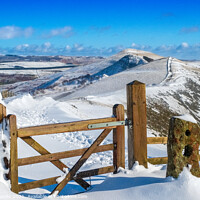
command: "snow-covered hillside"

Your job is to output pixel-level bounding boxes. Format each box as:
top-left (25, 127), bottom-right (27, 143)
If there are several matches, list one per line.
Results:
top-left (1, 48), bottom-right (200, 137)
top-left (0, 49), bottom-right (159, 96)
top-left (0, 48), bottom-right (200, 199)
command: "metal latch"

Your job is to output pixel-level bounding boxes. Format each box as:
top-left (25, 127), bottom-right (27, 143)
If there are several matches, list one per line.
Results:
top-left (88, 119), bottom-right (132, 129)
top-left (88, 121), bottom-right (125, 129)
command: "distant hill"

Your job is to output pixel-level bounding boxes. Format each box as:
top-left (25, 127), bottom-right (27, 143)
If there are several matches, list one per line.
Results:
top-left (0, 48), bottom-right (165, 96)
top-left (1, 48), bottom-right (200, 137)
top-left (0, 54), bottom-right (105, 65)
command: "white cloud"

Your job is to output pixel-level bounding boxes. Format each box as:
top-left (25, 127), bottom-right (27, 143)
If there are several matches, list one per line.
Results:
top-left (45, 26), bottom-right (73, 38)
top-left (65, 45), bottom-right (71, 50)
top-left (155, 45), bottom-right (175, 51)
top-left (131, 43), bottom-right (152, 51)
top-left (131, 42), bottom-right (200, 60)
top-left (0, 26), bottom-right (33, 39)
top-left (1, 42), bottom-right (200, 60)
top-left (180, 26), bottom-right (199, 34)
top-left (23, 27), bottom-right (34, 37)
top-left (41, 42), bottom-right (52, 53)
top-left (15, 44), bottom-right (30, 50)
top-left (180, 42), bottom-right (189, 48)
top-left (131, 43), bottom-right (136, 47)
top-left (1, 42), bottom-right (123, 56)
top-left (73, 44), bottom-right (84, 51)
top-left (153, 43), bottom-right (200, 60)
top-left (43, 42), bottom-right (51, 48)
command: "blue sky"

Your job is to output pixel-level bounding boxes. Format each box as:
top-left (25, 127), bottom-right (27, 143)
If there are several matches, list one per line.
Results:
top-left (0, 0), bottom-right (200, 59)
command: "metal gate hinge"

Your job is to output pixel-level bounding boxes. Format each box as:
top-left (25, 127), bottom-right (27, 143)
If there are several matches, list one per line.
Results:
top-left (125, 119), bottom-right (132, 129)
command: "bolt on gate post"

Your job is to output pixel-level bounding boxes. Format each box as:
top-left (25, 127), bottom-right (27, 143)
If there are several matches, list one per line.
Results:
top-left (127, 81), bottom-right (148, 169)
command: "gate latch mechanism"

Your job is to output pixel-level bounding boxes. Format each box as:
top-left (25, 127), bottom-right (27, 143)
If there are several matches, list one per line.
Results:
top-left (88, 119), bottom-right (132, 129)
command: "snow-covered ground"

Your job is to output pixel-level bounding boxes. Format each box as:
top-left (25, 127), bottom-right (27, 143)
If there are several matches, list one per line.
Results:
top-left (0, 61), bottom-right (72, 77)
top-left (0, 61), bottom-right (67, 69)
top-left (0, 49), bottom-right (200, 199)
top-left (0, 94), bottom-right (168, 199)
top-left (0, 93), bottom-right (189, 200)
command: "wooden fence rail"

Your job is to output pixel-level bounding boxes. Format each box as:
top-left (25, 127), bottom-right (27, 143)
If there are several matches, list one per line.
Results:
top-left (17, 117), bottom-right (117, 137)
top-left (147, 137), bottom-right (167, 144)
top-left (147, 137), bottom-right (168, 165)
top-left (18, 144), bottom-right (114, 166)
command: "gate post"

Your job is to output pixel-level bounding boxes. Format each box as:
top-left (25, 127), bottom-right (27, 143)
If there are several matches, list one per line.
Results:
top-left (9, 115), bottom-right (19, 194)
top-left (0, 104), bottom-right (10, 180)
top-left (127, 81), bottom-right (147, 169)
top-left (113, 104), bottom-right (125, 173)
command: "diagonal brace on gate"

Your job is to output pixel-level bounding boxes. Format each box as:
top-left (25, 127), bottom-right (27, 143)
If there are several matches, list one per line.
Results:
top-left (51, 128), bottom-right (112, 196)
top-left (21, 136), bottom-right (90, 190)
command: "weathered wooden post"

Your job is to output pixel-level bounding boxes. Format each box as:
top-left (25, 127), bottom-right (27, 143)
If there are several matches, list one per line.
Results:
top-left (113, 104), bottom-right (125, 173)
top-left (0, 104), bottom-right (10, 180)
top-left (0, 103), bottom-right (6, 122)
top-left (127, 81), bottom-right (147, 169)
top-left (9, 115), bottom-right (19, 193)
top-left (167, 116), bottom-right (200, 178)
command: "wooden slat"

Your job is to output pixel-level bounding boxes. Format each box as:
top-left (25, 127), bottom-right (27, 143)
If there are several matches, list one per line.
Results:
top-left (18, 144), bottom-right (114, 166)
top-left (113, 104), bottom-right (125, 173)
top-left (18, 117), bottom-right (116, 137)
top-left (19, 166), bottom-right (115, 192)
top-left (9, 115), bottom-right (19, 194)
top-left (22, 137), bottom-right (66, 171)
top-left (18, 176), bottom-right (60, 192)
top-left (147, 137), bottom-right (168, 144)
top-left (147, 157), bottom-right (168, 165)
top-left (51, 128), bottom-right (112, 196)
top-left (21, 137), bottom-right (90, 190)
top-left (127, 81), bottom-right (147, 169)
top-left (77, 166), bottom-right (114, 178)
top-left (73, 177), bottom-right (91, 190)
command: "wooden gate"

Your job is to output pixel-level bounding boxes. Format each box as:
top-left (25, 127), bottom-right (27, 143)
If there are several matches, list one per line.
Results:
top-left (2, 104), bottom-right (125, 196)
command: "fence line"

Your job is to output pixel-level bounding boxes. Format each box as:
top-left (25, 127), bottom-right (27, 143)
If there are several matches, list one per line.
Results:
top-left (147, 137), bottom-right (168, 165)
top-left (0, 80), bottom-right (170, 196)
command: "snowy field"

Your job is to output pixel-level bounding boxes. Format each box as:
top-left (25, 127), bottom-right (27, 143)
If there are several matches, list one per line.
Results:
top-left (0, 49), bottom-right (200, 199)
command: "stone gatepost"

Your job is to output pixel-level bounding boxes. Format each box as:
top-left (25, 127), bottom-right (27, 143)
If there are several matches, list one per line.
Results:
top-left (166, 116), bottom-right (200, 178)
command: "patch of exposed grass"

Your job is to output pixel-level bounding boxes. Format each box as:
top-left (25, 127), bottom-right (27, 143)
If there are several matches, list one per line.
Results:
top-left (147, 98), bottom-right (179, 137)
top-left (171, 78), bottom-right (200, 123)
top-left (0, 73), bottom-right (37, 85)
top-left (147, 78), bottom-right (200, 136)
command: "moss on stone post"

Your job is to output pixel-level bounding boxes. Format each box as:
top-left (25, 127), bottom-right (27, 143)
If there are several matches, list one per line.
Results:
top-left (166, 117), bottom-right (200, 178)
